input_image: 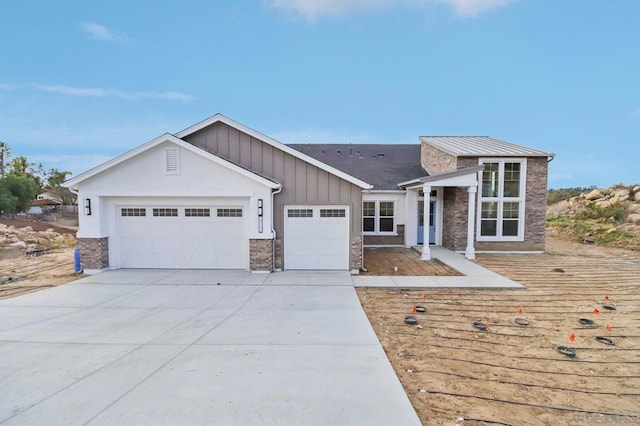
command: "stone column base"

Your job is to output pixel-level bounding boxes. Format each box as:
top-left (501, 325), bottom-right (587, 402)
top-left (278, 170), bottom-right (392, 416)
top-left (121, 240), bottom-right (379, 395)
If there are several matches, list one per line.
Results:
top-left (77, 237), bottom-right (109, 271)
top-left (250, 239), bottom-right (274, 272)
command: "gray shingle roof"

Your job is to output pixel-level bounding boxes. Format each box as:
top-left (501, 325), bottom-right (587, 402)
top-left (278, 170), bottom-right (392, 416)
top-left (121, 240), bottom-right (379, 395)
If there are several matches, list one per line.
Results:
top-left (420, 136), bottom-right (554, 158)
top-left (287, 144), bottom-right (424, 190)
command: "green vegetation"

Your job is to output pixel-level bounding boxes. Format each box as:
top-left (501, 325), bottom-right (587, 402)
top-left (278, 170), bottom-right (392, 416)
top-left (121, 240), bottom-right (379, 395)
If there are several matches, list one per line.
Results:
top-left (547, 186), bottom-right (595, 205)
top-left (0, 140), bottom-right (74, 214)
top-left (576, 203), bottom-right (627, 223)
top-left (0, 174), bottom-right (36, 214)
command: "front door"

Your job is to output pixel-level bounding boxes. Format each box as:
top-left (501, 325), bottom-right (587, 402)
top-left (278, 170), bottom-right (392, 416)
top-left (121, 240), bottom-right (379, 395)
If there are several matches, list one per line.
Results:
top-left (417, 200), bottom-right (436, 244)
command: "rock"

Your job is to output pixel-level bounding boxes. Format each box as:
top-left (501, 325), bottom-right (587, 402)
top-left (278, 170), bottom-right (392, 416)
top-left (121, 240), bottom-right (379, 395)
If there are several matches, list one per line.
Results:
top-left (24, 237), bottom-right (39, 244)
top-left (18, 226), bottom-right (34, 232)
top-left (9, 241), bottom-right (26, 249)
top-left (628, 214), bottom-right (640, 225)
top-left (585, 189), bottom-right (603, 201)
top-left (596, 199), bottom-right (612, 208)
top-left (635, 191), bottom-right (640, 203)
top-left (612, 188), bottom-right (629, 198)
top-left (46, 228), bottom-right (55, 233)
top-left (627, 204), bottom-right (640, 214)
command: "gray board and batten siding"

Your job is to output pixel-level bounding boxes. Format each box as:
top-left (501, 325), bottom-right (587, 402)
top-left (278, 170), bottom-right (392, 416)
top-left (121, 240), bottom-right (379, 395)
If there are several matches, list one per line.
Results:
top-left (182, 120), bottom-right (364, 240)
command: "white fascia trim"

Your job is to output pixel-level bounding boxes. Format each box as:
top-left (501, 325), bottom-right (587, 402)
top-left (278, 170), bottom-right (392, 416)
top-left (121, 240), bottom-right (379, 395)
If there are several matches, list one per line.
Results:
top-left (363, 189), bottom-right (406, 194)
top-left (64, 133), bottom-right (281, 190)
top-left (175, 113), bottom-right (373, 190)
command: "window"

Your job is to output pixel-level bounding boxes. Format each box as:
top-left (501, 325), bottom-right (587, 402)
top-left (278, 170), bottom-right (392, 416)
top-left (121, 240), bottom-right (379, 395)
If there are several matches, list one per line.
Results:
top-left (287, 209), bottom-right (313, 218)
top-left (478, 159), bottom-right (526, 240)
top-left (217, 208), bottom-right (243, 217)
top-left (362, 200), bottom-right (395, 234)
top-left (320, 209), bottom-right (346, 218)
top-left (363, 201), bottom-right (376, 232)
top-left (121, 208), bottom-right (146, 217)
top-left (153, 208), bottom-right (178, 217)
top-left (185, 208), bottom-right (210, 217)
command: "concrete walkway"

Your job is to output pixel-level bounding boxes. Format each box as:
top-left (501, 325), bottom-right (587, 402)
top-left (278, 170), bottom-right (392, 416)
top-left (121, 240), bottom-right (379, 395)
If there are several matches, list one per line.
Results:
top-left (0, 270), bottom-right (420, 425)
top-left (352, 246), bottom-right (524, 288)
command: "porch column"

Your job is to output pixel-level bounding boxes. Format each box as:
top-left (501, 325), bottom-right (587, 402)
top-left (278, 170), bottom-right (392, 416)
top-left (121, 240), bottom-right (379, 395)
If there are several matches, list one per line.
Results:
top-left (421, 185), bottom-right (431, 260)
top-left (465, 186), bottom-right (477, 260)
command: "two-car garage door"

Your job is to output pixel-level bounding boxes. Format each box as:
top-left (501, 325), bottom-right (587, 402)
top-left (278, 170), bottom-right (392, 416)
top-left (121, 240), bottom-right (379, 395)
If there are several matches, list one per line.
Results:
top-left (117, 205), bottom-right (247, 269)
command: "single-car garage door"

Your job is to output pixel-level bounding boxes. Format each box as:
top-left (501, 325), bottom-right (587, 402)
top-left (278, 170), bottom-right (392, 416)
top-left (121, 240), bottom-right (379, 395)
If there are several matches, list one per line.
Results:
top-left (284, 205), bottom-right (349, 270)
top-left (117, 205), bottom-right (247, 269)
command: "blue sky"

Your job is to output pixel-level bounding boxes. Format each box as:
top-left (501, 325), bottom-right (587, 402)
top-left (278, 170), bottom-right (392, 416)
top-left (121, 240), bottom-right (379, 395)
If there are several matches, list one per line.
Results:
top-left (1, 0), bottom-right (638, 189)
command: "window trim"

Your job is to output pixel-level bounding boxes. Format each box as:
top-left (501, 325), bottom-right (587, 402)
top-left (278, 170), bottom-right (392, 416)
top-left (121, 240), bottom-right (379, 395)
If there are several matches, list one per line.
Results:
top-left (476, 158), bottom-right (527, 242)
top-left (362, 200), bottom-right (397, 235)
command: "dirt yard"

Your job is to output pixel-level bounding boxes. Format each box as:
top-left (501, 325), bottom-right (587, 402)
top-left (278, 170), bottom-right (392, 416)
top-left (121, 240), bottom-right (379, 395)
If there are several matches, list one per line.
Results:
top-left (1, 231), bottom-right (639, 425)
top-left (0, 247), bottom-right (79, 299)
top-left (358, 235), bottom-right (640, 425)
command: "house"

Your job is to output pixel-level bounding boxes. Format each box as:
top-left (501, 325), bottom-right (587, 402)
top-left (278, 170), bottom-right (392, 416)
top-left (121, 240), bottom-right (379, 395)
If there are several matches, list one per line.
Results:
top-left (64, 114), bottom-right (554, 274)
top-left (36, 191), bottom-right (63, 205)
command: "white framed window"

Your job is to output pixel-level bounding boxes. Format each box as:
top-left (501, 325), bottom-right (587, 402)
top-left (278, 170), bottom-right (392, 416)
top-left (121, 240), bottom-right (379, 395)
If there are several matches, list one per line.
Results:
top-left (477, 159), bottom-right (526, 241)
top-left (363, 200), bottom-right (396, 234)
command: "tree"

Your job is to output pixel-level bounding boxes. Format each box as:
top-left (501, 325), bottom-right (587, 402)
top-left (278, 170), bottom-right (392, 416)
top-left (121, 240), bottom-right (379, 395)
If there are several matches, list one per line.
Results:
top-left (0, 174), bottom-right (36, 214)
top-left (8, 155), bottom-right (32, 177)
top-left (0, 141), bottom-right (10, 177)
top-left (44, 168), bottom-right (75, 205)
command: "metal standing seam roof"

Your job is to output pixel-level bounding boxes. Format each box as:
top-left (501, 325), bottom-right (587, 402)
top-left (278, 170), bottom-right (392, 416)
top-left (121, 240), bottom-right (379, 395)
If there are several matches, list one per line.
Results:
top-left (420, 136), bottom-right (555, 158)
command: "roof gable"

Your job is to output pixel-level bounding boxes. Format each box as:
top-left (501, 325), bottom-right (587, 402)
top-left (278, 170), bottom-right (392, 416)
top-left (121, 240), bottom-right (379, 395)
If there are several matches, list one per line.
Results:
top-left (63, 133), bottom-right (280, 189)
top-left (420, 136), bottom-right (554, 158)
top-left (176, 114), bottom-right (372, 190)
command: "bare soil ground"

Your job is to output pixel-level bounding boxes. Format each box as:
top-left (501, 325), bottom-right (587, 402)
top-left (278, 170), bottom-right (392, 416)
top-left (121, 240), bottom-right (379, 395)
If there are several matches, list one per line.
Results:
top-left (0, 247), bottom-right (80, 299)
top-left (0, 217), bottom-right (77, 235)
top-left (363, 247), bottom-right (460, 276)
top-left (358, 235), bottom-right (640, 425)
top-left (2, 225), bottom-right (639, 425)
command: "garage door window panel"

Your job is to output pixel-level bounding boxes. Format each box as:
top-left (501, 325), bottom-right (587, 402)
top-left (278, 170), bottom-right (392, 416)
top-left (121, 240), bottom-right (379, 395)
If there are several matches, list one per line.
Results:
top-left (217, 208), bottom-right (243, 217)
top-left (121, 208), bottom-right (146, 217)
top-left (153, 208), bottom-right (178, 217)
top-left (185, 208), bottom-right (210, 217)
top-left (287, 209), bottom-right (313, 218)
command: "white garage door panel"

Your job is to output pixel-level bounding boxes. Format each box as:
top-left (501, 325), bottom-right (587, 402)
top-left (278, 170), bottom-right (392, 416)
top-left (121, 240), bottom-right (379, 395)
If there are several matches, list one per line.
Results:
top-left (284, 206), bottom-right (349, 270)
top-left (118, 206), bottom-right (247, 269)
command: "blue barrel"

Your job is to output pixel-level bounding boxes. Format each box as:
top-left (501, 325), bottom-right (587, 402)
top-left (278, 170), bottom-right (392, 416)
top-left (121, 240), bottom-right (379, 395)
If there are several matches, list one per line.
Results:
top-left (74, 248), bottom-right (82, 273)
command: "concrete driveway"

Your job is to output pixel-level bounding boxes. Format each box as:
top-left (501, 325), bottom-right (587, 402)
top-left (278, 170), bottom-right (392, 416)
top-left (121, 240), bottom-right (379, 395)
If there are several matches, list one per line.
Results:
top-left (0, 270), bottom-right (420, 425)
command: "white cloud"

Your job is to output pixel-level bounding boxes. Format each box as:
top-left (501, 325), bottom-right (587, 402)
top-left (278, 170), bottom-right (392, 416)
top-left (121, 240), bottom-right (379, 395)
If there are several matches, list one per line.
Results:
top-left (32, 84), bottom-right (194, 102)
top-left (440, 0), bottom-right (515, 17)
top-left (81, 21), bottom-right (129, 43)
top-left (0, 83), bottom-right (17, 90)
top-left (264, 0), bottom-right (515, 20)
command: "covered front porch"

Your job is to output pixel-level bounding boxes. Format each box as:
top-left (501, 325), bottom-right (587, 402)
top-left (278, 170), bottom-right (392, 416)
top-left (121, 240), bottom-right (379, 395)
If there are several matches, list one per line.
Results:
top-left (399, 165), bottom-right (484, 260)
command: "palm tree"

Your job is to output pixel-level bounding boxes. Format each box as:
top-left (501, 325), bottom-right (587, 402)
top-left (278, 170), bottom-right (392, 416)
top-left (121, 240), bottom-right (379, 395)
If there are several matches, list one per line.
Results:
top-left (0, 141), bottom-right (10, 177)
top-left (9, 156), bottom-right (31, 177)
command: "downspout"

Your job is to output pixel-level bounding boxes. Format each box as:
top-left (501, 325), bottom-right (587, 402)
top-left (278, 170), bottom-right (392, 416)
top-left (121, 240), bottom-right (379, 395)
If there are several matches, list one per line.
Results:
top-left (271, 184), bottom-right (283, 272)
top-left (360, 188), bottom-right (372, 273)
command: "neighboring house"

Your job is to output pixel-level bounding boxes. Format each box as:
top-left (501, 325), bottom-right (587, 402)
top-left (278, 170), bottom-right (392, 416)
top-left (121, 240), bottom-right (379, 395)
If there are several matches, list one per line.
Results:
top-left (64, 114), bottom-right (554, 274)
top-left (36, 191), bottom-right (63, 205)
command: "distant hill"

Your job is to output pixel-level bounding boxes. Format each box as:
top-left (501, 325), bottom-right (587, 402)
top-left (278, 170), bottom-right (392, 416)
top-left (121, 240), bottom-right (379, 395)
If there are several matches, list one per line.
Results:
top-left (547, 184), bottom-right (640, 251)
